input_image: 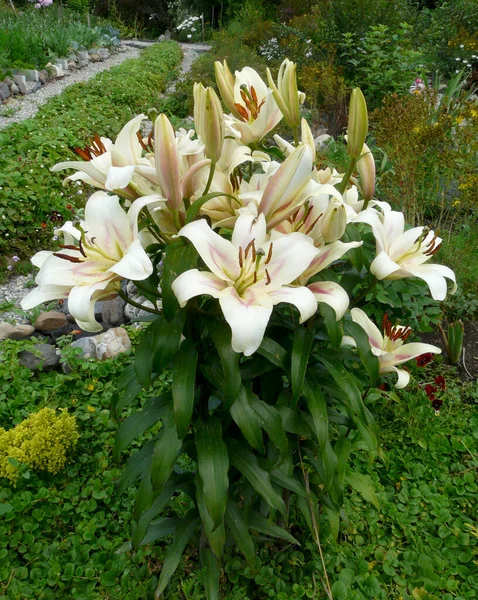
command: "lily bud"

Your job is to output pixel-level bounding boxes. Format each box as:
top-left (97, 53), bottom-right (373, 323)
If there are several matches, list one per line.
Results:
top-left (214, 60), bottom-right (242, 120)
top-left (300, 118), bottom-right (316, 163)
top-left (357, 143), bottom-right (375, 201)
top-left (193, 83), bottom-right (225, 164)
top-left (347, 88), bottom-right (368, 159)
top-left (320, 200), bottom-right (347, 243)
top-left (267, 59), bottom-right (302, 129)
top-left (154, 114), bottom-right (182, 211)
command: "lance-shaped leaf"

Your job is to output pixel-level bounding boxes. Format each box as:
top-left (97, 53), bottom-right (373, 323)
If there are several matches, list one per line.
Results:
top-left (172, 340), bottom-right (198, 439)
top-left (162, 239), bottom-right (198, 321)
top-left (151, 413), bottom-right (183, 492)
top-left (257, 337), bottom-right (288, 370)
top-left (111, 363), bottom-right (142, 419)
top-left (200, 544), bottom-right (220, 600)
top-left (225, 500), bottom-right (257, 570)
top-left (248, 512), bottom-right (299, 545)
top-left (117, 517), bottom-right (179, 554)
top-left (155, 512), bottom-right (200, 598)
top-left (116, 437), bottom-right (156, 495)
top-left (320, 303), bottom-right (343, 349)
top-left (114, 392), bottom-right (171, 460)
top-left (291, 326), bottom-right (315, 403)
top-left (196, 418), bottom-right (229, 530)
top-left (230, 387), bottom-right (264, 453)
top-left (271, 469), bottom-right (307, 498)
top-left (345, 470), bottom-right (380, 510)
top-left (228, 440), bottom-right (286, 516)
top-left (344, 320), bottom-right (379, 385)
top-left (206, 319), bottom-right (241, 409)
top-left (249, 394), bottom-right (288, 457)
top-left (196, 474), bottom-right (226, 559)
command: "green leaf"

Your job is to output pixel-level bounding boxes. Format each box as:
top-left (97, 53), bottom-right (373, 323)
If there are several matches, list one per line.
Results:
top-left (225, 500), bottom-right (257, 570)
top-left (196, 418), bottom-right (229, 530)
top-left (228, 440), bottom-right (286, 516)
top-left (271, 470), bottom-right (307, 498)
top-left (345, 471), bottom-right (380, 509)
top-left (134, 312), bottom-right (184, 389)
top-left (331, 580), bottom-right (349, 599)
top-left (291, 327), bottom-right (314, 403)
top-left (205, 319), bottom-right (241, 409)
top-left (343, 224), bottom-right (364, 272)
top-left (155, 513), bottom-right (200, 597)
top-left (344, 321), bottom-right (379, 384)
top-left (200, 544), bottom-right (220, 600)
top-left (186, 191), bottom-right (237, 224)
top-left (318, 358), bottom-right (366, 421)
top-left (248, 512), bottom-right (299, 545)
top-left (116, 518), bottom-right (179, 553)
top-left (151, 413), bottom-right (183, 492)
top-left (196, 475), bottom-right (226, 559)
top-left (230, 387), bottom-right (264, 453)
top-left (172, 340), bottom-right (198, 438)
top-left (276, 405), bottom-right (311, 437)
top-left (162, 239), bottom-right (198, 321)
top-left (113, 393), bottom-right (171, 461)
top-left (0, 503), bottom-right (13, 515)
top-left (249, 395), bottom-right (288, 457)
top-left (303, 379), bottom-right (329, 446)
top-left (116, 437), bottom-right (156, 495)
top-left (320, 303), bottom-right (343, 348)
top-left (111, 364), bottom-right (142, 418)
top-left (257, 337), bottom-right (288, 370)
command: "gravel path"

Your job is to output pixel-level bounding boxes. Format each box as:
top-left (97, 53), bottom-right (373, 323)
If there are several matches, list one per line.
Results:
top-left (0, 41), bottom-right (210, 323)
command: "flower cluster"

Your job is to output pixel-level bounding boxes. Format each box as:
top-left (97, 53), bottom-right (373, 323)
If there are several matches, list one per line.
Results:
top-left (22, 58), bottom-right (455, 383)
top-left (175, 15), bottom-right (202, 40)
top-left (0, 408), bottom-right (78, 483)
top-left (29, 0), bottom-right (53, 8)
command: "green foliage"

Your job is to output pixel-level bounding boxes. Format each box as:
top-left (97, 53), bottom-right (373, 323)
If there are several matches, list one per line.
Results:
top-left (0, 407), bottom-right (78, 483)
top-left (341, 23), bottom-right (425, 108)
top-left (0, 41), bottom-right (182, 267)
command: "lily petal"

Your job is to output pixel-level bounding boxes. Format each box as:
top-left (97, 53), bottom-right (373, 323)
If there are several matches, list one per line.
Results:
top-left (387, 342), bottom-right (441, 366)
top-left (350, 307), bottom-right (384, 351)
top-left (68, 280), bottom-right (118, 332)
top-left (177, 219), bottom-right (240, 282)
top-left (172, 269), bottom-right (227, 307)
top-left (21, 284), bottom-right (71, 310)
top-left (268, 285), bottom-right (317, 323)
top-left (307, 280), bottom-right (349, 320)
top-left (218, 285), bottom-right (273, 356)
top-left (381, 366), bottom-right (410, 389)
top-left (109, 239), bottom-right (153, 280)
top-left (105, 165), bottom-right (136, 191)
top-left (265, 232), bottom-right (318, 287)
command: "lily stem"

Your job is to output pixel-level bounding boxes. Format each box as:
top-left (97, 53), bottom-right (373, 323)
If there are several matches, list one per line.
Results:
top-left (336, 156), bottom-right (357, 195)
top-left (118, 290), bottom-right (162, 316)
top-left (293, 125), bottom-right (300, 147)
top-left (350, 275), bottom-right (378, 308)
top-left (202, 161), bottom-right (216, 196)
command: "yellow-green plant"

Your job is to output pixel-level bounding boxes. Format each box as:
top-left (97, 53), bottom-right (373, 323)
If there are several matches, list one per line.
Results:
top-left (0, 407), bottom-right (79, 483)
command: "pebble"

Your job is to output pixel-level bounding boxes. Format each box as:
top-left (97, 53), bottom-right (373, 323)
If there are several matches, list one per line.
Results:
top-left (34, 310), bottom-right (68, 332)
top-left (0, 322), bottom-right (35, 340)
top-left (18, 343), bottom-right (60, 371)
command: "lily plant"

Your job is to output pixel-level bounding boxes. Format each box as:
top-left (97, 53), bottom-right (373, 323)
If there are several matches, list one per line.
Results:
top-left (21, 57), bottom-right (456, 600)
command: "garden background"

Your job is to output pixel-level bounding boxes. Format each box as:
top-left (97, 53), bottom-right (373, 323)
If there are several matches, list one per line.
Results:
top-left (0, 0), bottom-right (477, 598)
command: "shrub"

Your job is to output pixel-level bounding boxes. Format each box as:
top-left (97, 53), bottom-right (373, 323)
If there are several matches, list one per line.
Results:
top-left (0, 407), bottom-right (79, 483)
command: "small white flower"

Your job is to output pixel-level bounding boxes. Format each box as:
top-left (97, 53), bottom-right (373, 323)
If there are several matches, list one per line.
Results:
top-left (187, 34), bottom-right (192, 38)
top-left (460, 44), bottom-right (464, 48)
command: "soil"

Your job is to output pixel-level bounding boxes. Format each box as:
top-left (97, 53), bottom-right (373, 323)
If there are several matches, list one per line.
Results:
top-left (421, 320), bottom-right (478, 381)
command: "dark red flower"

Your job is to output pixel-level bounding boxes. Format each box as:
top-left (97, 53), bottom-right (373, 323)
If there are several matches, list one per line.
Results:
top-left (425, 384), bottom-right (437, 398)
top-left (416, 353), bottom-right (434, 367)
top-left (431, 398), bottom-right (443, 411)
top-left (434, 375), bottom-right (446, 390)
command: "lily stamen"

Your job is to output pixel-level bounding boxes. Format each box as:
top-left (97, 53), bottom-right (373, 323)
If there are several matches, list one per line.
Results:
top-left (74, 134), bottom-right (107, 161)
top-left (265, 243), bottom-right (273, 265)
top-left (265, 268), bottom-right (271, 285)
top-left (52, 252), bottom-right (85, 264)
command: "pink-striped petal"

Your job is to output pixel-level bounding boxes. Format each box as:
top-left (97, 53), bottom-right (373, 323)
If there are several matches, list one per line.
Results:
top-left (172, 269), bottom-right (227, 307)
top-left (268, 285), bottom-right (317, 323)
top-left (307, 281), bottom-right (349, 320)
top-left (350, 308), bottom-right (384, 352)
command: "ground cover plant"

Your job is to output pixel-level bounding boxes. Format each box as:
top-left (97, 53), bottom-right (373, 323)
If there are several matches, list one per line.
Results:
top-left (0, 41), bottom-right (182, 269)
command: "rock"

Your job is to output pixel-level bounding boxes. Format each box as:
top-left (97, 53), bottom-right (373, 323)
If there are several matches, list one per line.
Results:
top-left (34, 311), bottom-right (68, 332)
top-left (77, 60), bottom-right (88, 69)
top-left (19, 343), bottom-right (60, 371)
top-left (70, 337), bottom-right (97, 359)
top-left (164, 29), bottom-right (171, 40)
top-left (12, 68), bottom-right (39, 82)
top-left (10, 83), bottom-right (20, 95)
top-left (67, 61), bottom-right (77, 70)
top-left (77, 50), bottom-right (89, 62)
top-left (58, 58), bottom-right (68, 70)
top-left (89, 53), bottom-right (101, 62)
top-left (124, 296), bottom-right (156, 321)
top-left (12, 74), bottom-right (27, 94)
top-left (102, 297), bottom-right (125, 328)
top-left (3, 77), bottom-right (13, 88)
top-left (0, 323), bottom-right (35, 341)
top-left (97, 47), bottom-right (109, 59)
top-left (315, 134), bottom-right (332, 149)
top-left (0, 83), bottom-right (10, 100)
top-left (38, 70), bottom-right (49, 84)
top-left (45, 63), bottom-right (63, 78)
top-left (95, 327), bottom-right (131, 360)
top-left (158, 34), bottom-right (166, 42)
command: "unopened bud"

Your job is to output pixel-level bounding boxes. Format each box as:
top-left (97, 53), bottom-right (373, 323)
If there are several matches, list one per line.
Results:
top-left (267, 59), bottom-right (303, 129)
top-left (320, 201), bottom-right (347, 243)
top-left (347, 88), bottom-right (368, 159)
top-left (214, 60), bottom-right (242, 120)
top-left (357, 143), bottom-right (375, 201)
top-left (193, 83), bottom-right (225, 163)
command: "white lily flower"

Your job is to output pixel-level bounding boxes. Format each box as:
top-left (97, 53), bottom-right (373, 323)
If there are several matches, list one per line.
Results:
top-left (52, 114), bottom-right (151, 198)
top-left (224, 66), bottom-right (283, 145)
top-left (363, 210), bottom-right (456, 300)
top-left (21, 192), bottom-right (153, 332)
top-left (346, 308), bottom-right (441, 388)
top-left (172, 213), bottom-right (319, 356)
